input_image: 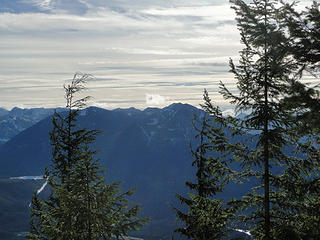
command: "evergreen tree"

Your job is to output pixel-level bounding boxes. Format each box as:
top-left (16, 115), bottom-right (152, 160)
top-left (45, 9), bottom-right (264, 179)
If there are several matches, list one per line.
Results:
top-left (280, 1), bottom-right (320, 131)
top-left (173, 90), bottom-right (233, 240)
top-left (173, 1), bottom-right (319, 239)
top-left (283, 1), bottom-right (320, 73)
top-left (219, 0), bottom-right (305, 239)
top-left (278, 2), bottom-right (320, 238)
top-left (27, 73), bottom-right (147, 240)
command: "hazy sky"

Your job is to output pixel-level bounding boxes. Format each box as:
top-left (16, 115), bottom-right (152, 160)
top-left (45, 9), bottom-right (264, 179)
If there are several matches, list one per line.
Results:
top-left (0, 0), bottom-right (314, 110)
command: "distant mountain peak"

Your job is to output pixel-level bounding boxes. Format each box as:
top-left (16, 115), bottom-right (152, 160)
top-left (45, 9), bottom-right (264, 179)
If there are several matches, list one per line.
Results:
top-left (114, 106), bottom-right (141, 113)
top-left (164, 102), bottom-right (198, 111)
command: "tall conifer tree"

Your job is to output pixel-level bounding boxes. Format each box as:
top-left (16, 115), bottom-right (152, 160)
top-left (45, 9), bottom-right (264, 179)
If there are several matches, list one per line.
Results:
top-left (278, 2), bottom-right (320, 238)
top-left (27, 73), bottom-right (147, 240)
top-left (280, 1), bottom-right (320, 130)
top-left (174, 1), bottom-right (319, 239)
top-left (220, 0), bottom-right (302, 239)
top-left (173, 90), bottom-right (233, 240)
top-left (283, 1), bottom-right (320, 73)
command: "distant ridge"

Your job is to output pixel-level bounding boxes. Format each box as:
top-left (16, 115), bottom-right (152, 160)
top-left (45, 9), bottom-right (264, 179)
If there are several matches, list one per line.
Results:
top-left (0, 103), bottom-right (202, 238)
top-left (0, 103), bottom-right (250, 239)
top-left (0, 107), bottom-right (65, 145)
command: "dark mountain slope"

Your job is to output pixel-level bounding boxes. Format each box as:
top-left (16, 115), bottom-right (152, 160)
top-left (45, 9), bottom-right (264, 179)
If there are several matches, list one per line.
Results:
top-left (0, 104), bottom-right (202, 238)
top-left (0, 178), bottom-right (45, 239)
top-left (0, 107), bottom-right (62, 146)
top-left (0, 103), bottom-right (251, 239)
top-left (0, 108), bottom-right (8, 117)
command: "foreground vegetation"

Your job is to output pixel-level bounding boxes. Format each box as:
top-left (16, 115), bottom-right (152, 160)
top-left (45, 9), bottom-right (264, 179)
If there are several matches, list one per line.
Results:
top-left (174, 1), bottom-right (320, 239)
top-left (27, 75), bottom-right (147, 240)
top-left (22, 0), bottom-right (320, 239)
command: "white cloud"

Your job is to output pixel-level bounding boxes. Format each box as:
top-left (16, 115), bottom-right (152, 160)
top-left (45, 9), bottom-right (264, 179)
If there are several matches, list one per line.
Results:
top-left (0, 11), bottom-right (150, 33)
top-left (105, 47), bottom-right (214, 56)
top-left (0, 1), bottom-right (237, 111)
top-left (146, 94), bottom-right (167, 105)
top-left (27, 0), bottom-right (53, 11)
top-left (142, 5), bottom-right (234, 21)
top-left (0, 0), bottom-right (314, 110)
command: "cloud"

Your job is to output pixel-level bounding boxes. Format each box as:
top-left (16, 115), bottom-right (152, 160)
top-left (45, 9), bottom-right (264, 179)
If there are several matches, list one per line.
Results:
top-left (28, 0), bottom-right (53, 11)
top-left (0, 2), bottom-right (238, 112)
top-left (145, 94), bottom-right (167, 105)
top-left (0, 0), bottom-right (315, 110)
top-left (141, 5), bottom-right (234, 21)
top-left (105, 47), bottom-right (213, 56)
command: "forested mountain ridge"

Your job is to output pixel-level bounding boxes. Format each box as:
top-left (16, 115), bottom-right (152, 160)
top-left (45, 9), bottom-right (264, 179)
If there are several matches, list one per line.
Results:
top-left (0, 107), bottom-right (64, 145)
top-left (0, 103), bottom-right (202, 177)
top-left (0, 103), bottom-right (251, 239)
top-left (0, 103), bottom-right (206, 239)
top-left (0, 177), bottom-right (46, 240)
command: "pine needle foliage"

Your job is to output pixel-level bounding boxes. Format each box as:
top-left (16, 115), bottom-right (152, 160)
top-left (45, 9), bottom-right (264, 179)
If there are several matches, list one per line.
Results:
top-left (173, 91), bottom-right (234, 240)
top-left (26, 73), bottom-right (147, 240)
top-left (281, 1), bottom-right (320, 73)
top-left (219, 0), bottom-right (310, 239)
top-left (280, 1), bottom-right (320, 132)
top-left (278, 2), bottom-right (320, 238)
top-left (174, 1), bottom-right (320, 239)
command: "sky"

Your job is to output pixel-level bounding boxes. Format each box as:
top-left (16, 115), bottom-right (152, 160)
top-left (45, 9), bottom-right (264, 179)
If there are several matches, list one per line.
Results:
top-left (0, 0), bottom-right (315, 110)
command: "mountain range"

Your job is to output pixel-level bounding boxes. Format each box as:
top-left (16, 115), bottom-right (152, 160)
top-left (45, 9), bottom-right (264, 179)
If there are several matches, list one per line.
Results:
top-left (0, 107), bottom-right (65, 145)
top-left (0, 103), bottom-right (249, 239)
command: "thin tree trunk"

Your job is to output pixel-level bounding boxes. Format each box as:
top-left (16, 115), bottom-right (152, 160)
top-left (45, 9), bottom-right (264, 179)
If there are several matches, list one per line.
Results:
top-left (263, 2), bottom-right (271, 238)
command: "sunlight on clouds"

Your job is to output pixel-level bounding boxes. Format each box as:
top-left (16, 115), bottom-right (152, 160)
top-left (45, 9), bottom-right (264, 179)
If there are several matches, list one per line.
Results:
top-left (0, 12), bottom-right (146, 32)
top-left (145, 94), bottom-right (167, 105)
top-left (0, 0), bottom-right (315, 109)
top-left (28, 0), bottom-right (53, 11)
top-left (105, 47), bottom-right (213, 56)
top-left (141, 5), bottom-right (234, 19)
top-left (0, 1), bottom-right (239, 109)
